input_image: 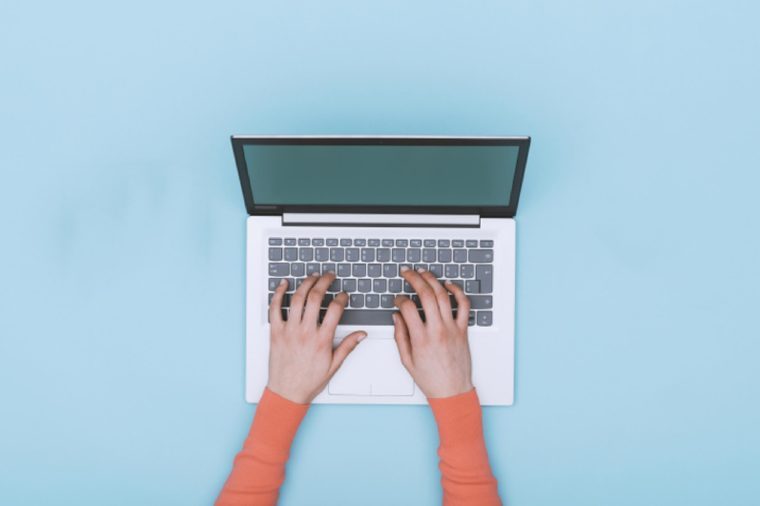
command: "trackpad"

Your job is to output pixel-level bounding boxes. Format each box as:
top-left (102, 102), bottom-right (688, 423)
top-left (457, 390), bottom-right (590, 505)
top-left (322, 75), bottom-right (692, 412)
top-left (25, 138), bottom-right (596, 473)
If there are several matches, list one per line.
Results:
top-left (329, 338), bottom-right (414, 396)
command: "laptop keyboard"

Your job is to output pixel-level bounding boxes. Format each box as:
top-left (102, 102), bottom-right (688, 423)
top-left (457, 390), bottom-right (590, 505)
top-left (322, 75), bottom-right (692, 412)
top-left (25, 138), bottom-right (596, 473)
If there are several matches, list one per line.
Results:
top-left (267, 237), bottom-right (494, 326)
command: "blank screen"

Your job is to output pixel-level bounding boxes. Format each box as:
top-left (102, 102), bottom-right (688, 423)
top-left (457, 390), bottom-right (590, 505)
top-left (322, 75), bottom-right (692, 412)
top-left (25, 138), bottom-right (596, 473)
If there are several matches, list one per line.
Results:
top-left (243, 144), bottom-right (520, 206)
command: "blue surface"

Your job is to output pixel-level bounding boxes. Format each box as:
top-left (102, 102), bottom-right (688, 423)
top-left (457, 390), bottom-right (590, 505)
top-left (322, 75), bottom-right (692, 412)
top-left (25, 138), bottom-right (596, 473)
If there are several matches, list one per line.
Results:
top-left (1, 1), bottom-right (759, 505)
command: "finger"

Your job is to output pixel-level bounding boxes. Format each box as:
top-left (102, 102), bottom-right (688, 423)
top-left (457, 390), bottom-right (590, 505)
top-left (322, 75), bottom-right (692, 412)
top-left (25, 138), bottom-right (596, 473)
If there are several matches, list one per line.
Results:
top-left (394, 295), bottom-right (426, 340)
top-left (445, 280), bottom-right (471, 330)
top-left (268, 278), bottom-right (288, 328)
top-left (392, 312), bottom-right (414, 371)
top-left (418, 269), bottom-right (453, 323)
top-left (302, 272), bottom-right (335, 325)
top-left (288, 272), bottom-right (320, 323)
top-left (327, 331), bottom-right (367, 377)
top-left (399, 266), bottom-right (442, 322)
top-left (321, 291), bottom-right (348, 333)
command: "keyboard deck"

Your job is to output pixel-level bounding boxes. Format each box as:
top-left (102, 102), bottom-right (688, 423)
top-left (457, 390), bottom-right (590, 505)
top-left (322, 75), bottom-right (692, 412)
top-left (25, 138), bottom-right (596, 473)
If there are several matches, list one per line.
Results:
top-left (268, 237), bottom-right (494, 326)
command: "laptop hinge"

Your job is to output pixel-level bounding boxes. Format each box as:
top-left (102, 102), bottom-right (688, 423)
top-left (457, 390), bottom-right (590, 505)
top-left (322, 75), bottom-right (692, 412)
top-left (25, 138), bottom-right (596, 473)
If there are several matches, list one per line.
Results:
top-left (282, 213), bottom-right (480, 228)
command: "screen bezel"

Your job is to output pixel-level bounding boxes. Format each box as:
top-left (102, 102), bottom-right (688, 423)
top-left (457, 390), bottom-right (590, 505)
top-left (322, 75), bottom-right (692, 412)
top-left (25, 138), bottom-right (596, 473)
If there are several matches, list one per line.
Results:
top-left (231, 135), bottom-right (530, 218)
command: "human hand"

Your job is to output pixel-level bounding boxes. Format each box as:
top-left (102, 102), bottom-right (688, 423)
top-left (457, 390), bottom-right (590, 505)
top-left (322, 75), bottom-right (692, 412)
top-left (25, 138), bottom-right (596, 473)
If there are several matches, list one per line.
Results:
top-left (267, 272), bottom-right (367, 404)
top-left (392, 267), bottom-right (474, 398)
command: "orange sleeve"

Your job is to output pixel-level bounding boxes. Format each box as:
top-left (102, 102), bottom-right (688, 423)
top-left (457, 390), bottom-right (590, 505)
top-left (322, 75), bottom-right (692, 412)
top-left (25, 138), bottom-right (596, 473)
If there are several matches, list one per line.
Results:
top-left (216, 388), bottom-right (309, 506)
top-left (428, 389), bottom-right (502, 506)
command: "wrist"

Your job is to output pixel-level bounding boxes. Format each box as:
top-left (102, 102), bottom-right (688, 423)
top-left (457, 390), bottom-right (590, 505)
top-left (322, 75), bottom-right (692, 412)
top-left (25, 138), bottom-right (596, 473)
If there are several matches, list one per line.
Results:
top-left (266, 381), bottom-right (313, 405)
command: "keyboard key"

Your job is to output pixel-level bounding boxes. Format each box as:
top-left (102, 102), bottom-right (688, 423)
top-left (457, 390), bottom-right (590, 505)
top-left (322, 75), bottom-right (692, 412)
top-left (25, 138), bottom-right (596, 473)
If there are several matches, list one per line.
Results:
top-left (413, 263), bottom-right (428, 271)
top-left (315, 247), bottom-right (329, 261)
top-left (306, 263), bottom-right (320, 275)
top-left (382, 239), bottom-right (394, 247)
top-left (399, 263), bottom-right (413, 271)
top-left (477, 311), bottom-right (493, 326)
top-left (438, 249), bottom-right (452, 263)
top-left (383, 264), bottom-right (398, 278)
top-left (268, 278), bottom-right (283, 291)
top-left (298, 238), bottom-right (310, 246)
top-left (465, 280), bottom-right (480, 293)
top-left (410, 239), bottom-right (422, 247)
top-left (268, 238), bottom-right (283, 245)
top-left (352, 264), bottom-right (367, 277)
top-left (268, 248), bottom-right (283, 261)
top-left (452, 239), bottom-right (464, 247)
top-left (346, 248), bottom-right (360, 261)
top-left (469, 249), bottom-right (494, 263)
top-left (480, 240), bottom-right (494, 247)
top-left (328, 279), bottom-right (341, 292)
top-left (476, 265), bottom-right (493, 292)
top-left (445, 264), bottom-right (459, 278)
top-left (429, 264), bottom-right (443, 277)
top-left (326, 238), bottom-right (338, 246)
top-left (403, 281), bottom-right (413, 293)
top-left (342, 279), bottom-right (357, 292)
top-left (368, 239), bottom-right (380, 247)
top-left (284, 248), bottom-right (298, 261)
top-left (453, 249), bottom-right (467, 263)
top-left (338, 309), bottom-right (398, 325)
top-left (468, 310), bottom-right (476, 326)
top-left (395, 239), bottom-right (408, 247)
top-left (469, 295), bottom-right (493, 309)
top-left (295, 278), bottom-right (305, 289)
top-left (437, 239), bottom-right (450, 247)
top-left (330, 248), bottom-right (344, 262)
top-left (321, 262), bottom-right (336, 274)
top-left (407, 248), bottom-right (421, 262)
top-left (460, 264), bottom-right (474, 278)
top-left (350, 294), bottom-right (364, 308)
top-left (312, 238), bottom-right (324, 246)
top-left (422, 249), bottom-right (436, 262)
top-left (365, 294), bottom-right (380, 308)
top-left (358, 279), bottom-right (372, 293)
top-left (376, 248), bottom-right (391, 262)
top-left (392, 248), bottom-right (405, 262)
top-left (466, 240), bottom-right (478, 247)
top-left (337, 263), bottom-right (351, 277)
top-left (373, 279), bottom-right (387, 292)
top-left (299, 248), bottom-right (313, 262)
top-left (354, 239), bottom-right (366, 247)
top-left (381, 294), bottom-right (395, 308)
top-left (361, 248), bottom-right (375, 262)
top-left (450, 280), bottom-right (464, 290)
top-left (389, 279), bottom-right (403, 293)
top-left (368, 264), bottom-right (382, 277)
top-left (340, 238), bottom-right (352, 246)
top-left (285, 238), bottom-right (296, 246)
top-left (424, 239), bottom-right (436, 247)
top-left (291, 263), bottom-right (305, 277)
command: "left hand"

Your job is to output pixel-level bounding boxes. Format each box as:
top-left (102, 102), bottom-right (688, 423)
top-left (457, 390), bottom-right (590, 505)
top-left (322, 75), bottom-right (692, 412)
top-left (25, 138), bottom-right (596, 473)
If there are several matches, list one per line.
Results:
top-left (266, 272), bottom-right (367, 404)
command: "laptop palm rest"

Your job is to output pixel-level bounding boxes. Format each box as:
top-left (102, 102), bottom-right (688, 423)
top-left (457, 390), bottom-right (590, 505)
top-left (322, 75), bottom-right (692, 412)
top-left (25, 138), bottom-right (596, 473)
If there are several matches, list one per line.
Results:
top-left (328, 337), bottom-right (414, 396)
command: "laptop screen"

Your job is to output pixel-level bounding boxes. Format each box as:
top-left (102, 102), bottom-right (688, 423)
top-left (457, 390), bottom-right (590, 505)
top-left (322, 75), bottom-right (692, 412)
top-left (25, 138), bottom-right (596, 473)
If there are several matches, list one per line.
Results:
top-left (232, 137), bottom-right (530, 216)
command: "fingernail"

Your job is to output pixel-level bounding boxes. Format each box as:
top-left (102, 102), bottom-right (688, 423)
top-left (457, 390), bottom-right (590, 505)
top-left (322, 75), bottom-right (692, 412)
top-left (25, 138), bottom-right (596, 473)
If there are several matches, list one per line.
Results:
top-left (279, 279), bottom-right (287, 286)
top-left (416, 267), bottom-right (426, 273)
top-left (400, 266), bottom-right (410, 272)
top-left (311, 271), bottom-right (320, 277)
top-left (357, 332), bottom-right (368, 342)
top-left (444, 280), bottom-right (452, 285)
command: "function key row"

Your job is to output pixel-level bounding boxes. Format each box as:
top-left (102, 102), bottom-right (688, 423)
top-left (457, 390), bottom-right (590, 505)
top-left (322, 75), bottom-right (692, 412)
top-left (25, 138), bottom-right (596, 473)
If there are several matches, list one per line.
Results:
top-left (269, 237), bottom-right (494, 248)
top-left (269, 247), bottom-right (493, 263)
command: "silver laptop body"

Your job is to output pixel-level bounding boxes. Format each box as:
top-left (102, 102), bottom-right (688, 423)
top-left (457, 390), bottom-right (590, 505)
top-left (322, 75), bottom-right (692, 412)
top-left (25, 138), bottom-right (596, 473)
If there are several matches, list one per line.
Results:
top-left (232, 135), bottom-right (530, 406)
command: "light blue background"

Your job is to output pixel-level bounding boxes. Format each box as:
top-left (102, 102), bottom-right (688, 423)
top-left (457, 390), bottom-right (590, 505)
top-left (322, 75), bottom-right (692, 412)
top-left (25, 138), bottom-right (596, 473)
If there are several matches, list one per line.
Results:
top-left (1, 1), bottom-right (759, 505)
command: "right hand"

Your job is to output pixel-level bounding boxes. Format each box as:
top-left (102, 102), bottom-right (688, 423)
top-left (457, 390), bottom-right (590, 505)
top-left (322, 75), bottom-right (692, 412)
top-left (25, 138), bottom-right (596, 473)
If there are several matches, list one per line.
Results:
top-left (392, 266), bottom-right (474, 398)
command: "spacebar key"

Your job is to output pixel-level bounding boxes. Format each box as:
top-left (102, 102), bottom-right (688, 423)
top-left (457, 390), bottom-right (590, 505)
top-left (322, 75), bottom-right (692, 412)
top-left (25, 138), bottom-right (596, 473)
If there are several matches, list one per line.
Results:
top-left (338, 310), bottom-right (396, 325)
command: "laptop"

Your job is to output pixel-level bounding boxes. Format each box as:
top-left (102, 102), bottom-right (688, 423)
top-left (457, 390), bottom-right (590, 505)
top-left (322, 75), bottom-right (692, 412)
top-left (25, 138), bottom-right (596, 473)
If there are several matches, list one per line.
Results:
top-left (231, 135), bottom-right (530, 406)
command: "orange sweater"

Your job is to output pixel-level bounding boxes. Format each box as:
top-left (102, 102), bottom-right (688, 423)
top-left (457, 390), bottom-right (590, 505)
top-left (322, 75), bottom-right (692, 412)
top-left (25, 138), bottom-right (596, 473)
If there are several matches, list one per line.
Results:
top-left (217, 388), bottom-right (501, 505)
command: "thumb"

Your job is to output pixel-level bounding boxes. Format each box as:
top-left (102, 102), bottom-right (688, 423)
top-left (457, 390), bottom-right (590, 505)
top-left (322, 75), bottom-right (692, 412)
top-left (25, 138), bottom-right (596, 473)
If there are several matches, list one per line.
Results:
top-left (328, 331), bottom-right (367, 377)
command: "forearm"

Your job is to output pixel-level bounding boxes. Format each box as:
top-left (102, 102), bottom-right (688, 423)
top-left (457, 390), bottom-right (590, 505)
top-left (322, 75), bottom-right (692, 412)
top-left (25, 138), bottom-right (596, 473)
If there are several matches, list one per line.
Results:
top-left (429, 389), bottom-right (501, 506)
top-left (216, 388), bottom-right (309, 506)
